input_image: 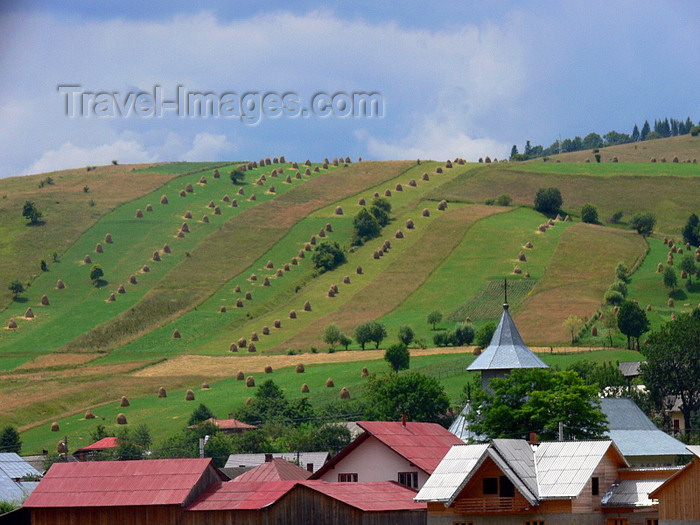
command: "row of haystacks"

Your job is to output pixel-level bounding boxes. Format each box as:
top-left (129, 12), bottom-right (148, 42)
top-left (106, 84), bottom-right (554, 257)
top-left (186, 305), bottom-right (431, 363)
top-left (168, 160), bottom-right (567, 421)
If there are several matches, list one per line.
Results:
top-left (536, 213), bottom-right (571, 234)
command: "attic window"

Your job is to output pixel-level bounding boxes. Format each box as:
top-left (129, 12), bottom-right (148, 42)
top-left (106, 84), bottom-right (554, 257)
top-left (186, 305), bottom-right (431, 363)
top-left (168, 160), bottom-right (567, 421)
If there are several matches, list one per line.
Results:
top-left (499, 476), bottom-right (515, 498)
top-left (398, 472), bottom-right (418, 489)
top-left (592, 477), bottom-right (599, 496)
top-left (483, 477), bottom-right (498, 494)
top-left (338, 473), bottom-right (358, 482)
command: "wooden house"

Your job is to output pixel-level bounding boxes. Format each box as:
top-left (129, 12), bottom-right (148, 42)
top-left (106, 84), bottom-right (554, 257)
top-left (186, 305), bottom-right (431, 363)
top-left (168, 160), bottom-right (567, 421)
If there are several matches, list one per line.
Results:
top-left (416, 439), bottom-right (674, 525)
top-left (23, 458), bottom-right (225, 525)
top-left (649, 445), bottom-right (700, 524)
top-left (310, 421), bottom-right (463, 489)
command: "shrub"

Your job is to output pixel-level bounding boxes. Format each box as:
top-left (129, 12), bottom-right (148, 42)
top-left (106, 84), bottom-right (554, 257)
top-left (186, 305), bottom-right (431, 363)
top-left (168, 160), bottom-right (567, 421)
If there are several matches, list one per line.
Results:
top-left (604, 289), bottom-right (624, 305)
top-left (453, 322), bottom-right (475, 346)
top-left (581, 203), bottom-right (598, 224)
top-left (351, 208), bottom-right (381, 245)
top-left (608, 280), bottom-right (628, 297)
top-left (312, 241), bottom-right (347, 273)
top-left (608, 211), bottom-right (624, 224)
top-left (475, 322), bottom-right (497, 348)
top-left (229, 169), bottom-right (245, 184)
top-left (496, 194), bottom-right (512, 206)
top-left (629, 212), bottom-right (656, 235)
top-left (427, 310), bottom-right (443, 329)
top-left (384, 342), bottom-right (410, 372)
top-left (397, 325), bottom-right (415, 346)
top-left (533, 187), bottom-right (562, 214)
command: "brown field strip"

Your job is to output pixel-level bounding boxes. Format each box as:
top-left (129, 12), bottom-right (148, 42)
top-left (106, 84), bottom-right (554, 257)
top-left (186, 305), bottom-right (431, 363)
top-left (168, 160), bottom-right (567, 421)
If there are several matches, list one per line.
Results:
top-left (514, 223), bottom-right (648, 343)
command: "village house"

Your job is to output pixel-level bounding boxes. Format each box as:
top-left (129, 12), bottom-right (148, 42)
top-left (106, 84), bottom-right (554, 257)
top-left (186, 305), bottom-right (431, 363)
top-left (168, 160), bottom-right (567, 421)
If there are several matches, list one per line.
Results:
top-left (224, 451), bottom-right (329, 474)
top-left (649, 445), bottom-right (700, 524)
top-left (415, 439), bottom-right (676, 525)
top-left (187, 417), bottom-right (258, 435)
top-left (73, 436), bottom-right (119, 461)
top-left (0, 453), bottom-right (41, 506)
top-left (310, 420), bottom-right (463, 490)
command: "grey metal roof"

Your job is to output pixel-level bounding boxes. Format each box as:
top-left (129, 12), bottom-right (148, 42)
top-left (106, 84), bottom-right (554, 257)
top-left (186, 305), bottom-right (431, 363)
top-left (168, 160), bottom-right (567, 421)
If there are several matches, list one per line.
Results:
top-left (618, 361), bottom-right (642, 378)
top-left (600, 398), bottom-right (691, 458)
top-left (224, 452), bottom-right (329, 472)
top-left (487, 446), bottom-right (538, 505)
top-left (536, 441), bottom-right (623, 498)
top-left (601, 479), bottom-right (665, 507)
top-left (492, 439), bottom-right (538, 500)
top-left (0, 475), bottom-right (38, 504)
top-left (448, 402), bottom-right (483, 443)
top-left (414, 444), bottom-right (490, 503)
top-left (0, 453), bottom-right (42, 480)
top-left (467, 304), bottom-right (548, 371)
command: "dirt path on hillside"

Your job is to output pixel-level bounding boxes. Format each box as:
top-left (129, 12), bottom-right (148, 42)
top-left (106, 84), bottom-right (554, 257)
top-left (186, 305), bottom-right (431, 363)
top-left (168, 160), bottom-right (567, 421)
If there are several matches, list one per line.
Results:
top-left (132, 346), bottom-right (595, 378)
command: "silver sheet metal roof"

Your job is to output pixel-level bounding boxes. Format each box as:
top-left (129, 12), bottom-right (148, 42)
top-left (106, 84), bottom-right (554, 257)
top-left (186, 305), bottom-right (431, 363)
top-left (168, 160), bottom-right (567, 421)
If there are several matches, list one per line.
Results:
top-left (467, 304), bottom-right (548, 371)
top-left (224, 452), bottom-right (329, 472)
top-left (601, 479), bottom-right (665, 507)
top-left (448, 402), bottom-right (483, 443)
top-left (601, 398), bottom-right (690, 458)
top-left (536, 441), bottom-right (621, 498)
top-left (0, 475), bottom-right (39, 504)
top-left (492, 439), bottom-right (538, 501)
top-left (414, 444), bottom-right (489, 503)
top-left (0, 453), bottom-right (42, 480)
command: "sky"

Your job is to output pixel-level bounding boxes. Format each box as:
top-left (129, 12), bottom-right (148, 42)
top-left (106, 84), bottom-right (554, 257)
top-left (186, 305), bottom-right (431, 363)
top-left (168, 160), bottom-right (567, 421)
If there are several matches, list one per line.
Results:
top-left (1, 1), bottom-right (699, 178)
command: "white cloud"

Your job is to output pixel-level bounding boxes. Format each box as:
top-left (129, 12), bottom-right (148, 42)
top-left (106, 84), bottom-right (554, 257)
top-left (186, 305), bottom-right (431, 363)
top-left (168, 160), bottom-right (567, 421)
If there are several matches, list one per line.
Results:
top-left (25, 140), bottom-right (157, 175)
top-left (182, 132), bottom-right (237, 161)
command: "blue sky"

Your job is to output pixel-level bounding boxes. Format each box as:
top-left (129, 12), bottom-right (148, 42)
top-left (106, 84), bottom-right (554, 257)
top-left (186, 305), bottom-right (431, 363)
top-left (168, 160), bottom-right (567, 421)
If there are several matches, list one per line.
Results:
top-left (1, 1), bottom-right (699, 178)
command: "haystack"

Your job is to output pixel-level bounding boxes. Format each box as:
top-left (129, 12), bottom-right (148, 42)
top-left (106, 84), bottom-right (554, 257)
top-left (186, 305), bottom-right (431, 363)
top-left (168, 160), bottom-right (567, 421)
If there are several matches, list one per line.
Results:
top-left (200, 176), bottom-right (207, 184)
top-left (668, 298), bottom-right (674, 307)
top-left (220, 306), bottom-right (227, 313)
top-left (291, 257), bottom-right (298, 266)
top-left (274, 319), bottom-right (282, 328)
top-left (231, 199), bottom-right (238, 207)
top-left (160, 195), bottom-right (169, 204)
top-left (275, 269), bottom-right (283, 277)
top-left (384, 190), bottom-right (392, 197)
top-left (298, 250), bottom-right (305, 258)
top-left (229, 343), bottom-right (238, 352)
top-left (326, 378), bottom-right (335, 387)
top-left (162, 243), bottom-right (171, 254)
top-left (263, 277), bottom-right (271, 287)
top-left (525, 271), bottom-right (531, 278)
top-left (262, 326), bottom-right (270, 335)
top-left (7, 318), bottom-right (17, 329)
top-left (248, 343), bottom-right (256, 352)
top-left (236, 298), bottom-right (244, 308)
top-left (41, 294), bottom-right (50, 306)
top-left (356, 265), bottom-right (363, 274)
top-left (152, 251), bottom-right (161, 262)
top-left (186, 183), bottom-right (194, 193)
top-left (96, 243), bottom-right (103, 253)
top-left (343, 275), bottom-right (351, 284)
top-left (518, 252), bottom-right (526, 261)
top-left (656, 262), bottom-right (665, 272)
top-left (158, 386), bottom-right (167, 397)
top-left (181, 222), bottom-right (190, 233)
top-left (328, 288), bottom-right (335, 297)
top-left (179, 190), bottom-right (187, 197)
top-left (213, 169), bottom-right (220, 178)
top-left (283, 263), bottom-right (290, 272)
top-left (249, 273), bottom-right (257, 281)
top-left (436, 167), bottom-right (443, 173)
top-left (339, 387), bottom-right (350, 399)
top-left (135, 209), bottom-right (143, 218)
top-left (646, 305), bottom-right (652, 311)
top-left (202, 382), bottom-right (210, 390)
top-left (303, 300), bottom-right (312, 312)
top-left (564, 215), bottom-right (572, 221)
top-left (289, 309), bottom-right (297, 319)
top-left (83, 255), bottom-right (92, 264)
top-left (251, 331), bottom-right (259, 342)
top-left (538, 225), bottom-right (547, 233)
top-left (214, 206), bottom-right (221, 215)
top-left (361, 367), bottom-right (369, 378)
top-left (438, 200), bottom-right (448, 211)
top-left (264, 365), bottom-right (273, 373)
top-left (406, 219), bottom-right (414, 229)
top-left (249, 194), bottom-right (256, 201)
top-left (172, 329), bottom-right (181, 338)
top-left (142, 265), bottom-right (150, 272)
top-left (202, 215), bottom-right (209, 223)
top-left (238, 187), bottom-right (245, 195)
top-left (358, 198), bottom-right (366, 206)
top-left (185, 389), bottom-right (195, 401)
top-left (319, 228), bottom-right (326, 238)
top-left (525, 241), bottom-right (533, 249)
top-left (117, 285), bottom-right (126, 294)
top-left (267, 186), bottom-right (276, 194)
top-left (105, 233), bottom-right (113, 243)
top-left (24, 308), bottom-right (34, 319)
top-left (296, 363), bottom-right (305, 373)
top-left (422, 208), bottom-right (430, 217)
top-left (513, 266), bottom-right (522, 274)
top-left (245, 291), bottom-right (252, 300)
top-left (373, 192), bottom-right (380, 198)
top-left (107, 293), bottom-right (116, 302)
top-left (304, 168), bottom-right (311, 176)
top-left (395, 230), bottom-right (404, 239)
top-left (85, 409), bottom-right (96, 419)
top-left (120, 396), bottom-right (130, 407)
top-left (292, 162), bottom-right (299, 169)
top-left (305, 243), bottom-right (312, 252)
top-left (51, 422), bottom-right (60, 432)
top-left (373, 251), bottom-right (381, 259)
top-left (222, 194), bottom-right (230, 202)
top-left (301, 383), bottom-right (310, 393)
top-left (236, 371), bottom-right (245, 380)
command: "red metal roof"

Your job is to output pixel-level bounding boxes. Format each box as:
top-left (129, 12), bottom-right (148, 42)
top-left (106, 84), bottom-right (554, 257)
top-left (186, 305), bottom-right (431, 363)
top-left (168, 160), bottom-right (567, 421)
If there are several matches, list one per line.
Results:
top-left (232, 458), bottom-right (312, 482)
top-left (186, 480), bottom-right (426, 512)
top-left (188, 418), bottom-right (258, 431)
top-left (23, 458), bottom-right (219, 508)
top-left (74, 437), bottom-right (119, 453)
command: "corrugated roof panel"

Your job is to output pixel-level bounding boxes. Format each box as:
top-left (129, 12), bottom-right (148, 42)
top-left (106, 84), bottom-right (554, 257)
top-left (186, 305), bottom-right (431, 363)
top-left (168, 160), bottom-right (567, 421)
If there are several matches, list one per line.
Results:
top-left (232, 459), bottom-right (311, 482)
top-left (415, 444), bottom-right (489, 502)
top-left (536, 441), bottom-right (613, 498)
top-left (602, 479), bottom-right (665, 507)
top-left (224, 452), bottom-right (329, 472)
top-left (0, 453), bottom-right (42, 480)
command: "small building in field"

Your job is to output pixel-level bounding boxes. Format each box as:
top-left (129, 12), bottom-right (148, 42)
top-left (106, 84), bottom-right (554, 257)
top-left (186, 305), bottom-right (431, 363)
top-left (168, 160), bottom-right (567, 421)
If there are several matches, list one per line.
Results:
top-left (23, 458), bottom-right (224, 525)
top-left (185, 479), bottom-right (426, 525)
top-left (649, 445), bottom-right (700, 524)
top-left (188, 417), bottom-right (258, 435)
top-left (73, 437), bottom-right (119, 461)
top-left (600, 397), bottom-right (691, 467)
top-left (310, 421), bottom-right (463, 490)
top-left (416, 439), bottom-right (674, 525)
top-left (225, 452), bottom-right (329, 474)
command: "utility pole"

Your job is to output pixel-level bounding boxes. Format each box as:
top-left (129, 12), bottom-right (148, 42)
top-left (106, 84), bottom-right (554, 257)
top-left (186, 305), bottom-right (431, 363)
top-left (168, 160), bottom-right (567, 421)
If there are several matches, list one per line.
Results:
top-left (558, 422), bottom-right (564, 442)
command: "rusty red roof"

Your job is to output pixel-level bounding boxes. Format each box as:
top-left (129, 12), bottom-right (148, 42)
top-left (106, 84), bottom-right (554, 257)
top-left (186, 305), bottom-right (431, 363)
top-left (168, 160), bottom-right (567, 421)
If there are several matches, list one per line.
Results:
top-left (186, 480), bottom-right (425, 512)
top-left (23, 458), bottom-right (221, 508)
top-left (232, 458), bottom-right (312, 482)
top-left (74, 437), bottom-right (119, 453)
top-left (188, 418), bottom-right (258, 431)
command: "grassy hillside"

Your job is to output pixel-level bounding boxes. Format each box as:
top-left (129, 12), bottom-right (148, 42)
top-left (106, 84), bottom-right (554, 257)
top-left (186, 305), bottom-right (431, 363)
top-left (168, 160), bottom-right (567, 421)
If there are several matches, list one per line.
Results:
top-left (1, 146), bottom-right (699, 445)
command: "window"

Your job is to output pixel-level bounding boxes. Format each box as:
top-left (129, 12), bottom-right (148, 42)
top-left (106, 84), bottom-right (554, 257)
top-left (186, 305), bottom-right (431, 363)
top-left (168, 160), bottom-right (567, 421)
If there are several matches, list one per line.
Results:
top-left (499, 476), bottom-right (515, 497)
top-left (673, 419), bottom-right (680, 431)
top-left (606, 519), bottom-right (628, 525)
top-left (645, 520), bottom-right (658, 525)
top-left (338, 473), bottom-right (358, 482)
top-left (398, 471), bottom-right (419, 489)
top-left (453, 522), bottom-right (473, 525)
top-left (483, 477), bottom-right (498, 494)
top-left (592, 476), bottom-right (599, 496)
top-left (524, 521), bottom-right (545, 525)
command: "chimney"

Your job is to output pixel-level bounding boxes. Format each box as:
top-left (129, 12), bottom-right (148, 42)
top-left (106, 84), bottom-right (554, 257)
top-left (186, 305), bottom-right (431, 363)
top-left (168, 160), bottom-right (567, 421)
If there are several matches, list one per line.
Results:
top-left (402, 413), bottom-right (407, 428)
top-left (264, 453), bottom-right (273, 463)
top-left (529, 432), bottom-right (539, 445)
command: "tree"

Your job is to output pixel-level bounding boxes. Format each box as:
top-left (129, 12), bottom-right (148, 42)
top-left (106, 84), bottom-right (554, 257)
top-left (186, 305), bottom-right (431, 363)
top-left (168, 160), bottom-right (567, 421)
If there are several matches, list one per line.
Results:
top-left (397, 325), bottom-right (415, 346)
top-left (8, 279), bottom-right (25, 298)
top-left (351, 208), bottom-right (381, 245)
top-left (312, 424), bottom-right (351, 454)
top-left (567, 360), bottom-right (626, 395)
top-left (130, 423), bottom-right (153, 450)
top-left (533, 187), bottom-right (563, 215)
top-left (229, 169), bottom-right (245, 184)
top-left (339, 334), bottom-right (352, 351)
top-left (384, 342), bottom-right (410, 372)
top-left (580, 203), bottom-right (598, 224)
top-left (582, 132), bottom-right (604, 150)
top-left (629, 212), bottom-right (656, 235)
top-left (641, 311), bottom-right (700, 432)
top-left (475, 322), bottom-right (497, 348)
top-left (188, 403), bottom-right (215, 426)
top-left (615, 262), bottom-right (629, 282)
top-left (663, 266), bottom-right (677, 291)
top-left (427, 310), bottom-right (442, 330)
top-left (640, 120), bottom-right (651, 140)
top-left (599, 309), bottom-right (618, 347)
top-left (496, 194), bottom-right (512, 206)
top-left (204, 433), bottom-right (235, 467)
top-left (631, 124), bottom-right (640, 142)
top-left (22, 201), bottom-right (42, 225)
top-left (369, 198), bottom-right (391, 227)
top-left (114, 428), bottom-right (145, 461)
top-left (0, 426), bottom-right (21, 453)
top-left (679, 255), bottom-right (697, 284)
top-left (322, 324), bottom-right (342, 349)
top-left (682, 213), bottom-right (700, 246)
top-left (617, 300), bottom-right (650, 350)
top-left (453, 323), bottom-right (475, 346)
top-left (89, 264), bottom-right (104, 286)
top-left (354, 322), bottom-right (373, 350)
top-left (510, 145), bottom-right (518, 158)
top-left (312, 241), bottom-right (347, 273)
top-left (363, 372), bottom-right (450, 424)
top-left (368, 321), bottom-right (387, 349)
top-left (604, 289), bottom-right (624, 306)
top-left (562, 315), bottom-right (585, 344)
top-left (467, 368), bottom-right (608, 441)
